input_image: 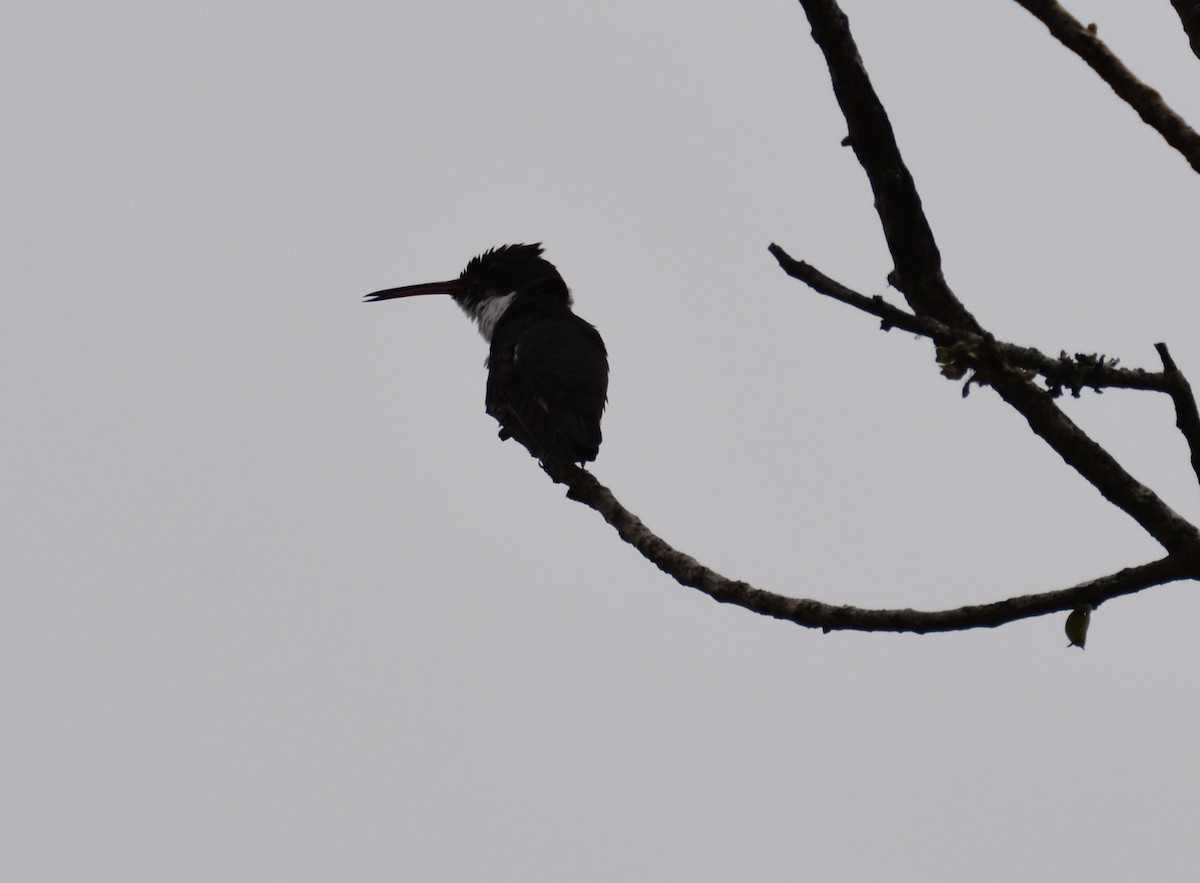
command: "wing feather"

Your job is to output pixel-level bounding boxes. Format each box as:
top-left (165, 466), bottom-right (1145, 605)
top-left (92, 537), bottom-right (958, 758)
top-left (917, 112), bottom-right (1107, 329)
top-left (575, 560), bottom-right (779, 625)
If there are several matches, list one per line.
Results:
top-left (487, 313), bottom-right (608, 463)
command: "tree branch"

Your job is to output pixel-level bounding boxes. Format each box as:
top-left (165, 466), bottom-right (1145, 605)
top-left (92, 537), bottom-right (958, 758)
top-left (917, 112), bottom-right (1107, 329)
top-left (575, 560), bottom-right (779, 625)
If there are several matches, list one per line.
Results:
top-left (542, 460), bottom-right (1196, 633)
top-left (1156, 343), bottom-right (1200, 486)
top-left (1170, 0), bottom-right (1200, 61)
top-left (768, 244), bottom-right (1174, 396)
top-left (769, 239), bottom-right (1200, 553)
top-left (790, 1), bottom-right (1200, 555)
top-left (524, 2), bottom-right (1200, 638)
top-left (1012, 0), bottom-right (1200, 173)
top-left (796, 0), bottom-right (982, 330)
top-left (978, 354), bottom-right (1200, 552)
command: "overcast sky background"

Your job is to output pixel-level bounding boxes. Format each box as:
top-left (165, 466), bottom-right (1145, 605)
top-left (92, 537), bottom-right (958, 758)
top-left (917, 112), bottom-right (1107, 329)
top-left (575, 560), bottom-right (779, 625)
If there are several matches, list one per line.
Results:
top-left (5, 1), bottom-right (1200, 879)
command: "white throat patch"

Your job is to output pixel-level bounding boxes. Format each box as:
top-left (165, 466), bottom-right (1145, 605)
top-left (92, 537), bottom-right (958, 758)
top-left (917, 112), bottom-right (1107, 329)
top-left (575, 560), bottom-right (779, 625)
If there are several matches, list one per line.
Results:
top-left (470, 291), bottom-right (516, 342)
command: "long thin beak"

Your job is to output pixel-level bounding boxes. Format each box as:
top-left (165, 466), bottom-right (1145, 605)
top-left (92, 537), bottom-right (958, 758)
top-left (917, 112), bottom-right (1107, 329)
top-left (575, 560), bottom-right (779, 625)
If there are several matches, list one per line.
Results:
top-left (364, 279), bottom-right (462, 302)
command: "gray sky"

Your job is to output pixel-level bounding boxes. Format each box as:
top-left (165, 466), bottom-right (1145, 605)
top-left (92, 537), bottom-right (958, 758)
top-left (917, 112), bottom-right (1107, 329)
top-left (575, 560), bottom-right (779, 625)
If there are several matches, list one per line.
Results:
top-left (5, 1), bottom-right (1200, 879)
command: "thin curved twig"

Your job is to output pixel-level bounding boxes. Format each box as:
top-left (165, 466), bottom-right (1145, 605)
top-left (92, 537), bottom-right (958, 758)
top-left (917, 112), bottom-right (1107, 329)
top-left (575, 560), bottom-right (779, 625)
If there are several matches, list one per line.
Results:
top-left (541, 460), bottom-right (1196, 633)
top-left (768, 245), bottom-right (1174, 395)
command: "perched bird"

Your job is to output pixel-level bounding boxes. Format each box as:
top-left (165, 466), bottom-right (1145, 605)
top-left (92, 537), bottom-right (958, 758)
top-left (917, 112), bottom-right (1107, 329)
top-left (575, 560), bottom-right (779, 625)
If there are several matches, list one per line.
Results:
top-left (366, 244), bottom-right (608, 465)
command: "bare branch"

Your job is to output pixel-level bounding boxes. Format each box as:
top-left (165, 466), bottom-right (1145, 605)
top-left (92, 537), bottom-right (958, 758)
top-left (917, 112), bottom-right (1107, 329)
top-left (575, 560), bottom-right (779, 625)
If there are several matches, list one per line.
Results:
top-left (768, 244), bottom-right (1200, 551)
top-left (975, 353), bottom-right (1200, 553)
top-left (767, 244), bottom-right (1175, 396)
top-left (1012, 0), bottom-right (1200, 173)
top-left (796, 0), bottom-right (982, 330)
top-left (1170, 0), bottom-right (1200, 61)
top-left (788, 2), bottom-right (1200, 554)
top-left (768, 242), bottom-right (1200, 549)
top-left (1156, 343), bottom-right (1200, 486)
top-left (768, 244), bottom-right (948, 337)
top-left (541, 460), bottom-right (1196, 633)
top-left (533, 3), bottom-right (1200, 636)
top-left (769, 248), bottom-right (1198, 551)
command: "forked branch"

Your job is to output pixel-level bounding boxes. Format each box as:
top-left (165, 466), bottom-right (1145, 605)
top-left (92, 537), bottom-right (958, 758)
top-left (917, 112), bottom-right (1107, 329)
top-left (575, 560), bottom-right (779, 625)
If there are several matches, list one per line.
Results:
top-left (543, 0), bottom-right (1200, 636)
top-left (767, 246), bottom-right (1178, 397)
top-left (791, 0), bottom-right (1200, 554)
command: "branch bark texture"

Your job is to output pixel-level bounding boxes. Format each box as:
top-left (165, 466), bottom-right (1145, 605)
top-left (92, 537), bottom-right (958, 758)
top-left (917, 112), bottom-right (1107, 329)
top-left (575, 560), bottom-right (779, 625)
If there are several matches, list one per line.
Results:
top-left (794, 0), bottom-right (1200, 555)
top-left (1172, 0), bottom-right (1200, 60)
top-left (543, 461), bottom-right (1196, 633)
top-left (1156, 343), bottom-right (1200, 487)
top-left (1013, 0), bottom-right (1200, 173)
top-left (798, 0), bottom-right (981, 331)
top-left (536, 1), bottom-right (1200, 637)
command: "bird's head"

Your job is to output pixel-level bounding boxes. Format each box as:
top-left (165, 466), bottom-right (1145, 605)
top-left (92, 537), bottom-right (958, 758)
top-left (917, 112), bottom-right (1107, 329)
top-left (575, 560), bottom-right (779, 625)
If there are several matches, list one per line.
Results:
top-left (457, 243), bottom-right (569, 309)
top-left (366, 243), bottom-right (569, 307)
top-left (366, 243), bottom-right (571, 340)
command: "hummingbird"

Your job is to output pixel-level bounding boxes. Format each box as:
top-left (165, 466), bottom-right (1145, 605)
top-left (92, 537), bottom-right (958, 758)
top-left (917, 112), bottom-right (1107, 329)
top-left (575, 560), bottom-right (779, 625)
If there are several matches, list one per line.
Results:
top-left (366, 244), bottom-right (609, 465)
